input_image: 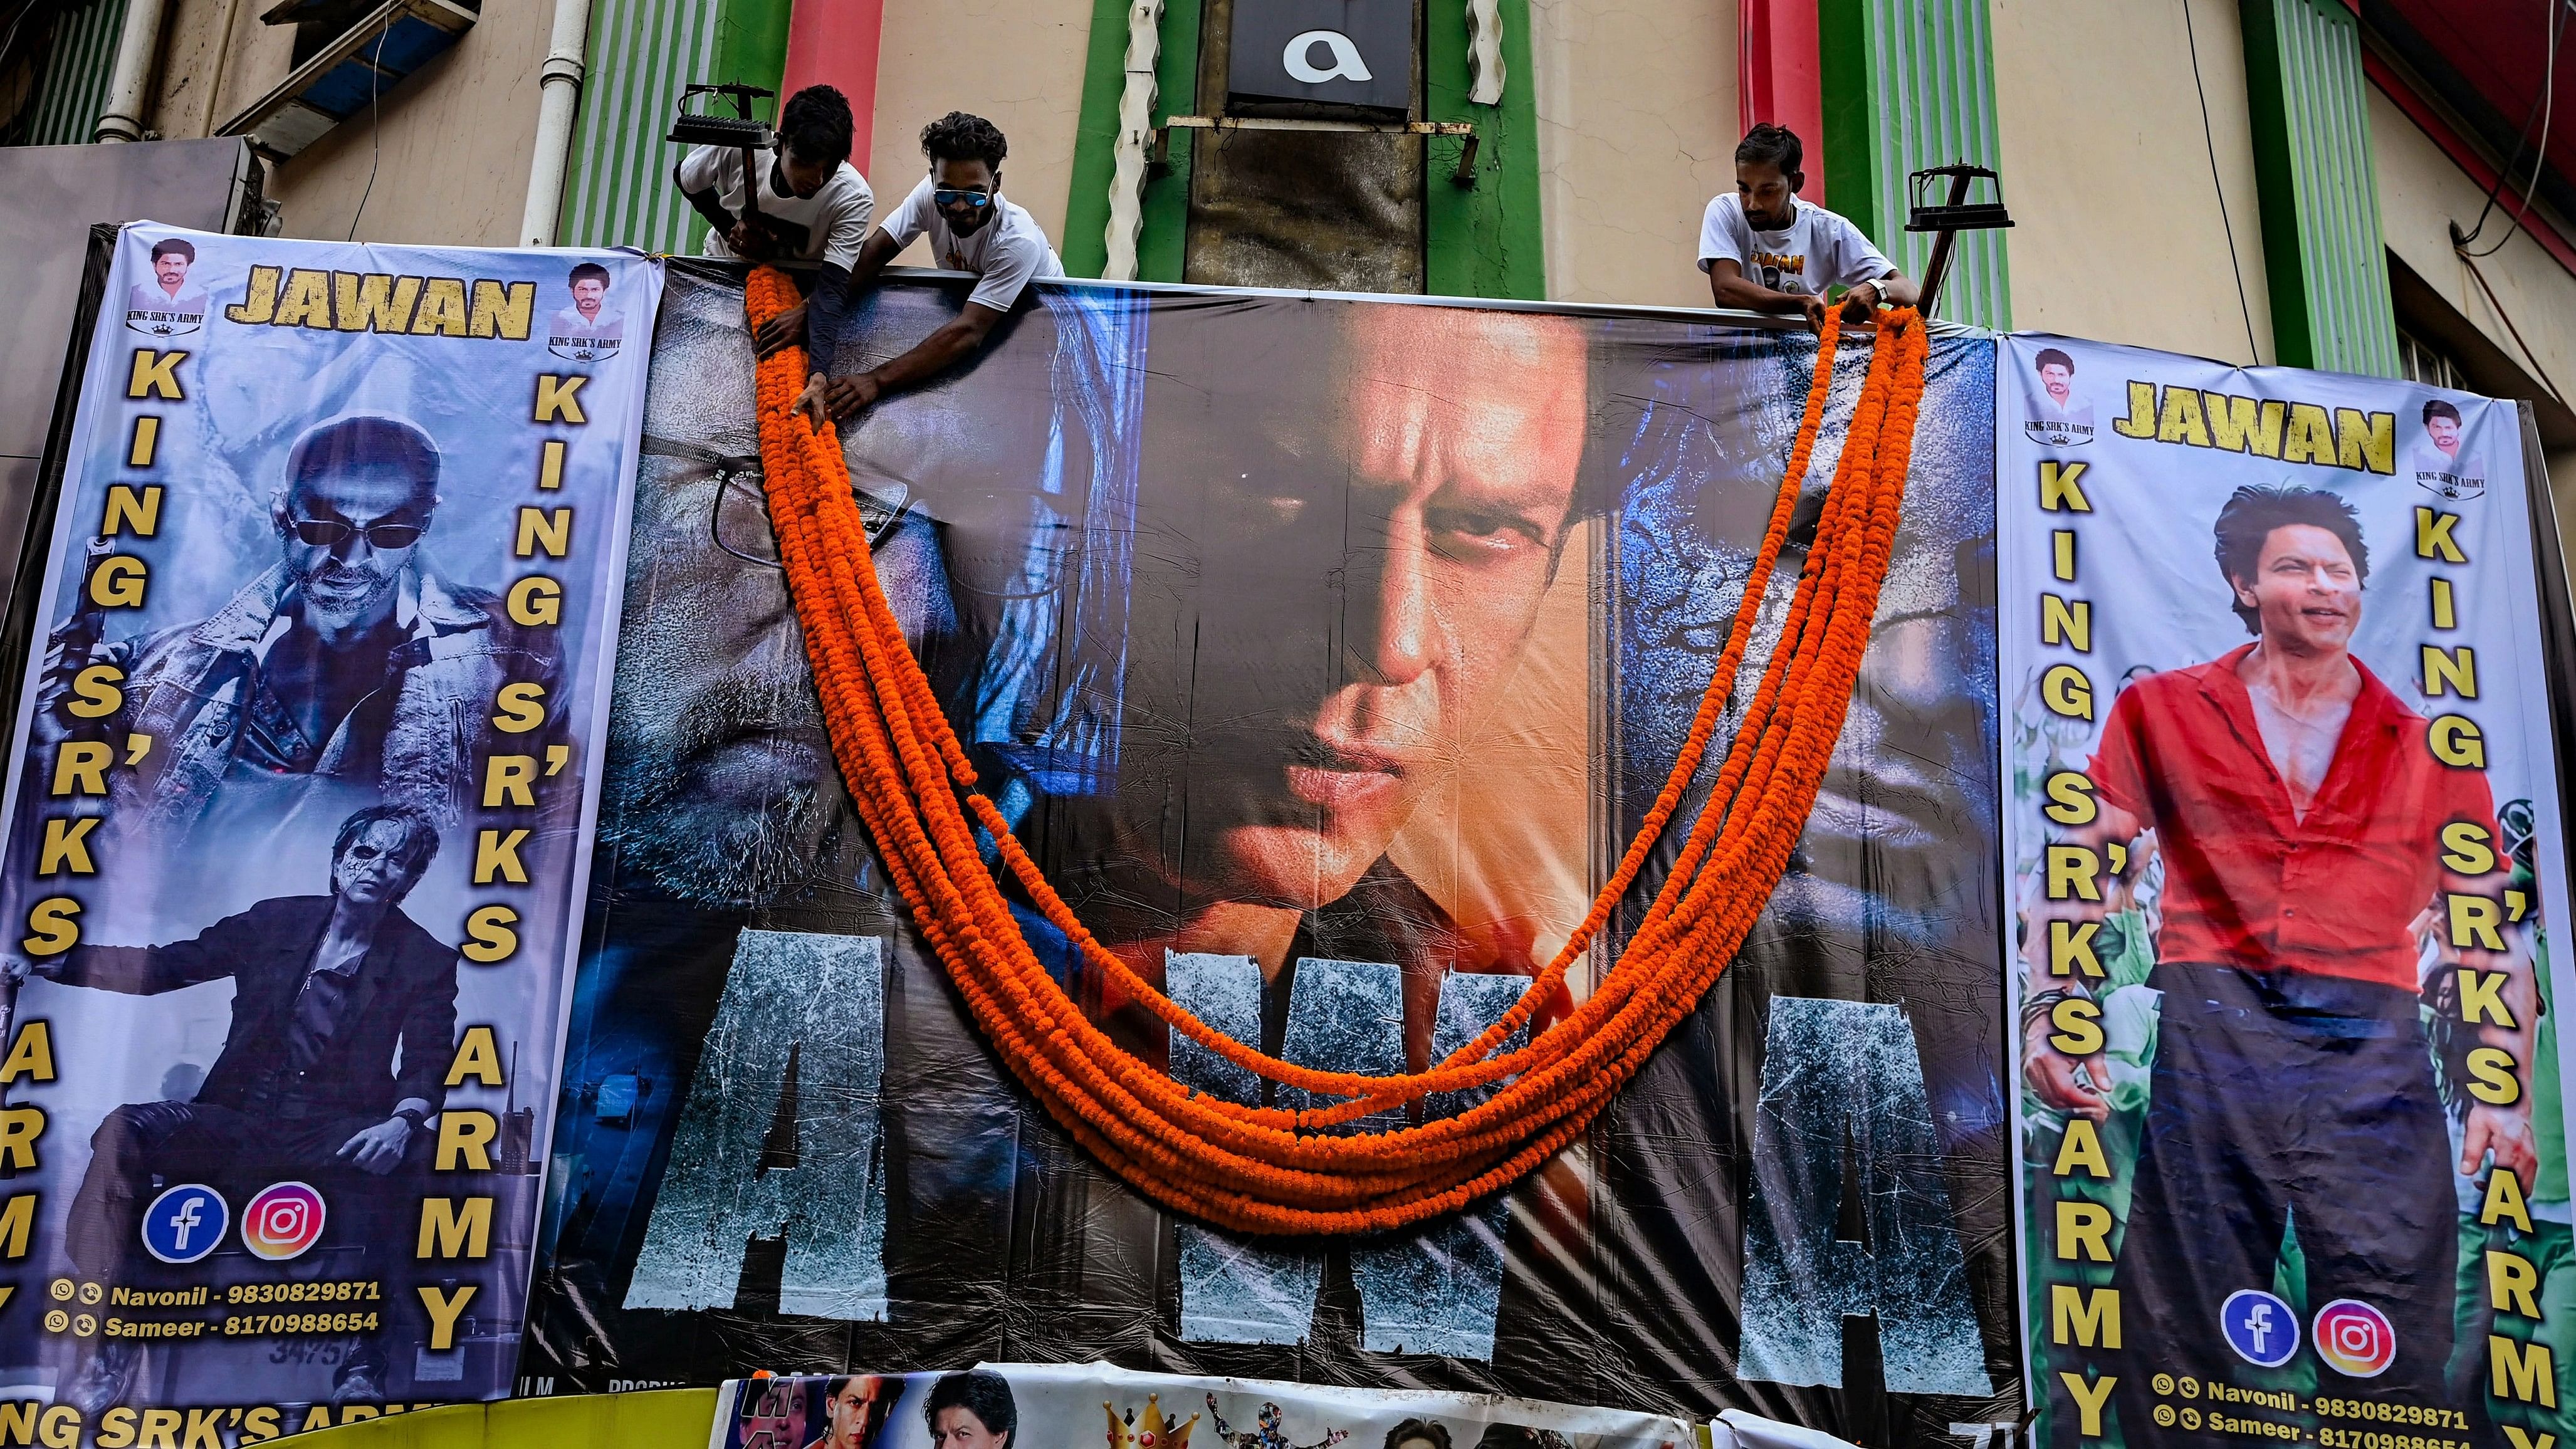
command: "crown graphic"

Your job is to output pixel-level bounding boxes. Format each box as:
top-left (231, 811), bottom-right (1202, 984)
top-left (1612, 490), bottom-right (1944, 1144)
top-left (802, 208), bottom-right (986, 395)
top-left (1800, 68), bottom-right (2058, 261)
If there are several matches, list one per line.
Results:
top-left (1106, 1394), bottom-right (1202, 1449)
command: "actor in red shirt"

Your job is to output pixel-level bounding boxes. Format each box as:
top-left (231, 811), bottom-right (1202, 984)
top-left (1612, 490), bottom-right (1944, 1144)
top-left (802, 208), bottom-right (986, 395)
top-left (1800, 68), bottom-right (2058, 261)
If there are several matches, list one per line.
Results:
top-left (2023, 484), bottom-right (2534, 1434)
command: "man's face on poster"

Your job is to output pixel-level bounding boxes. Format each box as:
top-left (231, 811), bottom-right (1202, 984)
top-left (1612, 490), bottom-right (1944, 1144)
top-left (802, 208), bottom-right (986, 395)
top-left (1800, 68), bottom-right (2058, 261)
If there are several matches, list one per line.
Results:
top-left (1128, 306), bottom-right (1588, 911)
top-left (601, 279), bottom-right (953, 904)
top-left (824, 1378), bottom-right (889, 1449)
top-left (277, 464), bottom-right (431, 630)
top-left (2233, 522), bottom-right (2361, 655)
top-left (154, 250), bottom-right (189, 293)
top-left (929, 1409), bottom-right (1007, 1449)
top-left (2039, 362), bottom-right (2072, 406)
top-left (2429, 413), bottom-right (2461, 456)
top-left (574, 276), bottom-right (608, 319)
top-left (332, 819), bottom-right (426, 908)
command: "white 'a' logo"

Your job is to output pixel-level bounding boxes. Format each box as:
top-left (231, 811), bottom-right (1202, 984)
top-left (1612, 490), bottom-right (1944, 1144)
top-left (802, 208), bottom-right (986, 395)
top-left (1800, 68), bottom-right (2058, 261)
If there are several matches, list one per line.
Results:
top-left (1283, 28), bottom-right (1373, 83)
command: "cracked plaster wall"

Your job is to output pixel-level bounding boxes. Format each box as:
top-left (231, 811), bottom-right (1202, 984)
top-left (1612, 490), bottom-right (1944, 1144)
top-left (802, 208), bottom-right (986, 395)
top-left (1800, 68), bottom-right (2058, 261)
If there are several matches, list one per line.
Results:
top-left (1991, 0), bottom-right (2277, 364)
top-left (1526, 0), bottom-right (1737, 306)
top-left (871, 0), bottom-right (1095, 261)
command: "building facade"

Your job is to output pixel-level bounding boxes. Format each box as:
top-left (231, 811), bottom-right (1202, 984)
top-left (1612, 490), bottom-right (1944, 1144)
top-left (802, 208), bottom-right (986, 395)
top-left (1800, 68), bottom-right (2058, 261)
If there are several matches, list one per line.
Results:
top-left (4, 0), bottom-right (2570, 512)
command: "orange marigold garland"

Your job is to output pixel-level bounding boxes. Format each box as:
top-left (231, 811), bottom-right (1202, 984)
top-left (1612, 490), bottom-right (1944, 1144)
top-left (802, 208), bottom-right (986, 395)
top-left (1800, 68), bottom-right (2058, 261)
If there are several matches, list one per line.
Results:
top-left (743, 265), bottom-right (1930, 1233)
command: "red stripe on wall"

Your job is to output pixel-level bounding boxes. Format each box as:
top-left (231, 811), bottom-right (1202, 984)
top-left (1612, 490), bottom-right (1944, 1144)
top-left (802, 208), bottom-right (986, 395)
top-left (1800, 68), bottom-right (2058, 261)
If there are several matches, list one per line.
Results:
top-left (783, 0), bottom-right (885, 172)
top-left (1739, 0), bottom-right (1826, 202)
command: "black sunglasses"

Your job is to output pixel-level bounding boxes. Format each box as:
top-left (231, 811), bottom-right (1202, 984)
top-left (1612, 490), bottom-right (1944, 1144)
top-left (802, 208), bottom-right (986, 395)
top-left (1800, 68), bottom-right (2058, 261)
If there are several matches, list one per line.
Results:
top-left (933, 187), bottom-right (994, 209)
top-left (290, 517), bottom-right (424, 549)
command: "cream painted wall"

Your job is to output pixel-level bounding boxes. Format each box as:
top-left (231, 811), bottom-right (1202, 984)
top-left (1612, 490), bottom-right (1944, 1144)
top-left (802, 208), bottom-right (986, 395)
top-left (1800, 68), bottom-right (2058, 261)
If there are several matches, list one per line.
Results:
top-left (2373, 86), bottom-right (2576, 409)
top-left (1526, 0), bottom-right (1735, 306)
top-left (1992, 0), bottom-right (2274, 362)
top-left (145, 0), bottom-right (550, 247)
top-left (867, 0), bottom-right (1093, 265)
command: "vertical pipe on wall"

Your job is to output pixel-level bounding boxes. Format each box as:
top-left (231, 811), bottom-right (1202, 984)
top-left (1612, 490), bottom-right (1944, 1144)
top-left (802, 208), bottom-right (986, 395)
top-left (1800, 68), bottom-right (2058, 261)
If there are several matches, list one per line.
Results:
top-left (523, 0), bottom-right (597, 246)
top-left (1102, 0), bottom-right (1164, 281)
top-left (92, 0), bottom-right (166, 142)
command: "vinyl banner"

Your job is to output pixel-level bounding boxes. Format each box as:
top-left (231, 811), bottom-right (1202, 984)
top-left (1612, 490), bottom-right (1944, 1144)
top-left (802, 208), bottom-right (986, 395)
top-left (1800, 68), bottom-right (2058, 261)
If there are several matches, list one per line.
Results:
top-left (0, 225), bottom-right (657, 1428)
top-left (523, 264), bottom-right (2014, 1448)
top-left (706, 1364), bottom-right (1694, 1449)
top-left (2000, 335), bottom-right (2576, 1448)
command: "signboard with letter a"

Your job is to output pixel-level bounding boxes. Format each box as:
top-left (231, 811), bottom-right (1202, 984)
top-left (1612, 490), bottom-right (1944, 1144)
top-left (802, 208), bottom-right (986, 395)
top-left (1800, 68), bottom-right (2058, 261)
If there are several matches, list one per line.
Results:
top-left (1227, 0), bottom-right (1415, 115)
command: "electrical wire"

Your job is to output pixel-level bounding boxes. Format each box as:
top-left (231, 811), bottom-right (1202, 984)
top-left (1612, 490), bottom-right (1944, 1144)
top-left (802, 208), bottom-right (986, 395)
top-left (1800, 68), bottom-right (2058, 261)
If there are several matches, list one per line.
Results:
top-left (345, 32), bottom-right (382, 241)
top-left (2464, 0), bottom-right (2570, 259)
top-left (2184, 0), bottom-right (2261, 363)
top-left (2455, 5), bottom-right (2560, 249)
top-left (2458, 245), bottom-right (2570, 409)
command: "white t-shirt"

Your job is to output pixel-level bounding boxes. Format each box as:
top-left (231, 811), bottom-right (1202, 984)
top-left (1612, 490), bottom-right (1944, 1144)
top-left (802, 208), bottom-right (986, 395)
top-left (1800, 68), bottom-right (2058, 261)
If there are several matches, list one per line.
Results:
top-left (1697, 193), bottom-right (1893, 297)
top-left (677, 144), bottom-right (875, 271)
top-left (878, 176), bottom-right (1066, 313)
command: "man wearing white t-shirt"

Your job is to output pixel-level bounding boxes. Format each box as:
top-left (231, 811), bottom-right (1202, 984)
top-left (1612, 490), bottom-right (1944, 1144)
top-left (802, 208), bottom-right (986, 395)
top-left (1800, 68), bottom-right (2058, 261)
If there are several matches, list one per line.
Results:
top-left (674, 85), bottom-right (874, 365)
top-left (1699, 123), bottom-right (1919, 332)
top-left (793, 110), bottom-right (1065, 426)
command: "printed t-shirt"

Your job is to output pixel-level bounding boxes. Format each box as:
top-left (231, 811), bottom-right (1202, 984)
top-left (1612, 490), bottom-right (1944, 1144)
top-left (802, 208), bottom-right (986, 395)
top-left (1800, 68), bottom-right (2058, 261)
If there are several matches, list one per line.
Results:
top-left (677, 145), bottom-right (875, 271)
top-left (1697, 193), bottom-right (1893, 296)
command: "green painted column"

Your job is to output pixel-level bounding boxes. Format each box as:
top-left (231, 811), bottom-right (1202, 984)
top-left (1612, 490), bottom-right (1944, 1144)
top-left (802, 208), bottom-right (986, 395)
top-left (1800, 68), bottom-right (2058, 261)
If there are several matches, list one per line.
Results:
top-left (556, 0), bottom-right (792, 251)
top-left (18, 0), bottom-right (129, 145)
top-left (1064, 0), bottom-right (1202, 281)
top-left (2240, 0), bottom-right (2400, 377)
top-left (1425, 0), bottom-right (1546, 300)
top-left (1817, 0), bottom-right (2011, 330)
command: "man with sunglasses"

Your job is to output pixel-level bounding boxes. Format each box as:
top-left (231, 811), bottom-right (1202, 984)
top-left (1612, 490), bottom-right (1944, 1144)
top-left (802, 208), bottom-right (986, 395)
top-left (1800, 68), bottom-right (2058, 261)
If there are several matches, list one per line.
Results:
top-left (793, 110), bottom-right (1064, 426)
top-left (30, 414), bottom-right (559, 837)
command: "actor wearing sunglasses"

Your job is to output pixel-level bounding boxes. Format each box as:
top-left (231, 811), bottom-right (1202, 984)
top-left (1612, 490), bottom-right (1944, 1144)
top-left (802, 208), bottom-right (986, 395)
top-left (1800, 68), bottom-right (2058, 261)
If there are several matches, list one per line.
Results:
top-left (29, 413), bottom-right (560, 837)
top-left (792, 110), bottom-right (1064, 426)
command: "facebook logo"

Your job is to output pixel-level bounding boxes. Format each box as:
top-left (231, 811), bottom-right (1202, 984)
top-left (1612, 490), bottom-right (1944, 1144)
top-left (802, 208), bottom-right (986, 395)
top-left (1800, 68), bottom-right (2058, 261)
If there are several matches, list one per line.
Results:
top-left (140, 1184), bottom-right (228, 1265)
top-left (2221, 1287), bottom-right (2300, 1368)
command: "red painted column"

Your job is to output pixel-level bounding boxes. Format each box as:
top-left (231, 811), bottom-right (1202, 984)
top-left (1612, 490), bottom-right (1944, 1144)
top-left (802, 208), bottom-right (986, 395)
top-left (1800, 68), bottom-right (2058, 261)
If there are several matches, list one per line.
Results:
top-left (1738, 0), bottom-right (1828, 203)
top-left (782, 0), bottom-right (886, 169)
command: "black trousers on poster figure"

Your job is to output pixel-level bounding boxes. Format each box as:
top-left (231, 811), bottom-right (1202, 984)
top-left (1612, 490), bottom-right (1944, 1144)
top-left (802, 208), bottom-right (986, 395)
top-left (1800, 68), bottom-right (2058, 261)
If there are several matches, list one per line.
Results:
top-left (2085, 963), bottom-right (2458, 1446)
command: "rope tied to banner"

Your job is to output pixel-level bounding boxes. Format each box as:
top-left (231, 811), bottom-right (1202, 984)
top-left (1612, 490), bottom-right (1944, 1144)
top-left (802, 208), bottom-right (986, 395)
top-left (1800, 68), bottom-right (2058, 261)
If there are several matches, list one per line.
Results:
top-left (746, 264), bottom-right (1929, 1234)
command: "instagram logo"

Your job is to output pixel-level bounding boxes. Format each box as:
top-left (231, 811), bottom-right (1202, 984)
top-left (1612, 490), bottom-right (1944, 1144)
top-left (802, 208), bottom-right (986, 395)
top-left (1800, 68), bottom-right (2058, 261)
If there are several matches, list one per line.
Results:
top-left (2313, 1299), bottom-right (2396, 1378)
top-left (241, 1182), bottom-right (327, 1261)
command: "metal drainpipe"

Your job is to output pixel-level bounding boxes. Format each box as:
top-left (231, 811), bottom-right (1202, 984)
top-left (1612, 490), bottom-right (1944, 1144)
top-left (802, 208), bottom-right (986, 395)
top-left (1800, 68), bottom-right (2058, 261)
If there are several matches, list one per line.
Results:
top-left (93, 0), bottom-right (170, 142)
top-left (518, 0), bottom-right (594, 246)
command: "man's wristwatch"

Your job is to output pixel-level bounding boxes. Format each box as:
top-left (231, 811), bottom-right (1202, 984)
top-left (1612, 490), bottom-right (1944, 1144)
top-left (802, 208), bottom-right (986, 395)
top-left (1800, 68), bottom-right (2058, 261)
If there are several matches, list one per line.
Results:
top-left (1856, 278), bottom-right (1885, 307)
top-left (393, 1107), bottom-right (429, 1130)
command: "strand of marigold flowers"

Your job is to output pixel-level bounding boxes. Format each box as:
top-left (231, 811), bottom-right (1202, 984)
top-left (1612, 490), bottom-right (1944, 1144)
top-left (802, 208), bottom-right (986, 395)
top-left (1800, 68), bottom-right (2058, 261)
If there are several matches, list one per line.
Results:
top-left (744, 266), bottom-right (1929, 1230)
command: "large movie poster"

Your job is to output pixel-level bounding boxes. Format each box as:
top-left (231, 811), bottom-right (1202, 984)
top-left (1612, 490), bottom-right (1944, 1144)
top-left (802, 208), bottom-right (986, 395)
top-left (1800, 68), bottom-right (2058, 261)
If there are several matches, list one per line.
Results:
top-left (0, 226), bottom-right (656, 1430)
top-left (2001, 335), bottom-right (2576, 1448)
top-left (524, 264), bottom-right (2010, 1448)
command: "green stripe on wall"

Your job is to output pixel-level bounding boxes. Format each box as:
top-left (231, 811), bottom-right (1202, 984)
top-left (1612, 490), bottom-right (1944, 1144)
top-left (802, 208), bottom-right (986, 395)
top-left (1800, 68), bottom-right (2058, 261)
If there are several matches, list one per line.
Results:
top-left (1064, 0), bottom-right (1202, 281)
top-left (557, 0), bottom-right (789, 252)
top-left (1816, 0), bottom-right (2010, 330)
top-left (2240, 0), bottom-right (2399, 377)
top-left (1425, 0), bottom-right (1545, 300)
top-left (25, 0), bottom-right (129, 146)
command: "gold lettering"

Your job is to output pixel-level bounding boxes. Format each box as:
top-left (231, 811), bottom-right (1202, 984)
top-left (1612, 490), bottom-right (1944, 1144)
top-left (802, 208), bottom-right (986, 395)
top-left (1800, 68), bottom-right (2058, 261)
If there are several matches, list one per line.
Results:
top-left (125, 350), bottom-right (185, 400)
